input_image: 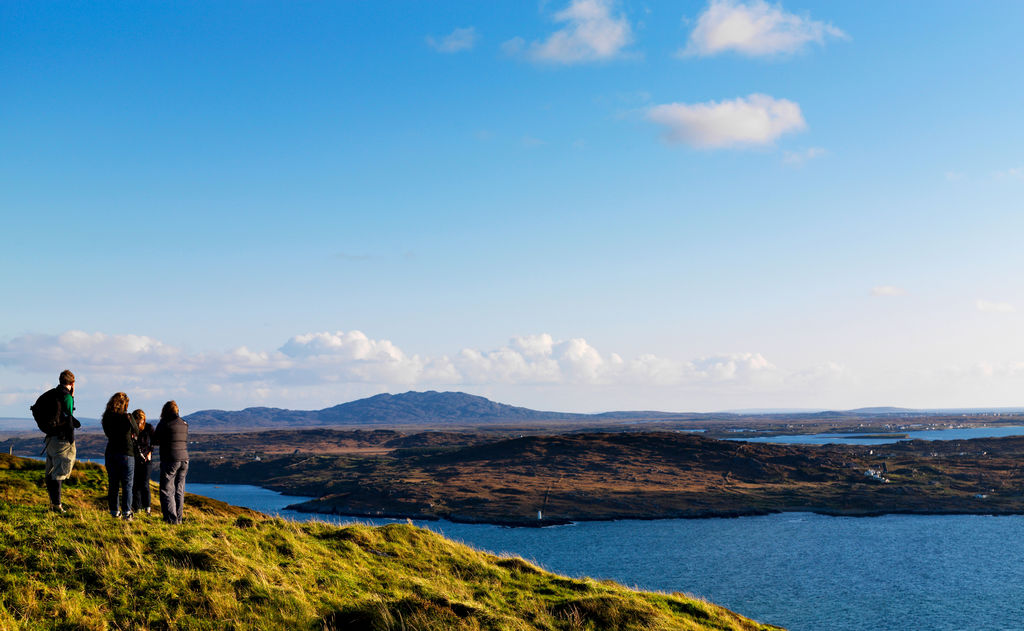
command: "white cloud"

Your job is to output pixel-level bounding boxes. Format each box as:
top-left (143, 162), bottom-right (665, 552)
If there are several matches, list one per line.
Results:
top-left (455, 336), bottom-right (611, 385)
top-left (944, 171), bottom-right (966, 182)
top-left (783, 146), bottom-right (826, 165)
top-left (689, 352), bottom-right (776, 381)
top-left (995, 167), bottom-right (1024, 180)
top-left (870, 286), bottom-right (907, 297)
top-left (682, 0), bottom-right (847, 57)
top-left (976, 300), bottom-right (1015, 314)
top-left (510, 333), bottom-right (556, 358)
top-left (453, 340), bottom-right (784, 389)
top-left (647, 94), bottom-right (806, 149)
top-left (426, 27), bottom-right (478, 53)
top-left (0, 331), bottom-right (184, 375)
top-left (556, 338), bottom-right (607, 382)
top-left (506, 0), bottom-right (633, 64)
top-left (278, 331), bottom-right (427, 385)
top-left (281, 330), bottom-right (405, 362)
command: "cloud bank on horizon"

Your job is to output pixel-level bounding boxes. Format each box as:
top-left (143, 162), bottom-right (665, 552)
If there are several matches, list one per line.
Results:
top-left (0, 325), bottom-right (872, 419)
top-left (4, 325), bottom-right (1021, 417)
top-left (0, 329), bottom-right (820, 413)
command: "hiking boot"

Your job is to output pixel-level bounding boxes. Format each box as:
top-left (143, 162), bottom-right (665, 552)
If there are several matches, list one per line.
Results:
top-left (50, 504), bottom-right (65, 514)
top-left (124, 511), bottom-right (134, 522)
top-left (112, 511), bottom-right (122, 519)
top-left (145, 507), bottom-right (152, 515)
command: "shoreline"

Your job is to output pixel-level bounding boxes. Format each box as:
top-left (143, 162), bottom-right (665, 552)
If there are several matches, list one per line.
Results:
top-left (279, 497), bottom-right (1024, 528)
top-left (185, 431), bottom-right (1024, 529)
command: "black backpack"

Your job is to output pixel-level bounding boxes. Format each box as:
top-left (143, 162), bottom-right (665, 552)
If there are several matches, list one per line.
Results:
top-left (31, 388), bottom-right (63, 435)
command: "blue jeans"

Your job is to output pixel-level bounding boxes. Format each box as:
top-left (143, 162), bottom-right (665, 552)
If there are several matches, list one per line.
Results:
top-left (160, 460), bottom-right (188, 524)
top-left (105, 450), bottom-right (135, 516)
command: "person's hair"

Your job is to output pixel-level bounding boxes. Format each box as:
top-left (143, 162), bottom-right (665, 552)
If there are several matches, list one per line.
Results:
top-left (161, 400), bottom-right (179, 422)
top-left (104, 392), bottom-right (129, 416)
top-left (131, 409), bottom-right (146, 427)
top-left (59, 370), bottom-right (75, 386)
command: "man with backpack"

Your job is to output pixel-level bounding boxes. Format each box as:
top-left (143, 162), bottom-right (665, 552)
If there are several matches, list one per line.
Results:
top-left (32, 370), bottom-right (80, 513)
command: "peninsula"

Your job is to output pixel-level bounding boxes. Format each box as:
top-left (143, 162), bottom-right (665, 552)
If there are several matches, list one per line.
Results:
top-left (185, 430), bottom-right (1024, 525)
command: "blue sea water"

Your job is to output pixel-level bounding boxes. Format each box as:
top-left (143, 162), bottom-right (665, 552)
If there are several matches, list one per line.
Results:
top-left (734, 425), bottom-right (1024, 445)
top-left (188, 483), bottom-right (1024, 631)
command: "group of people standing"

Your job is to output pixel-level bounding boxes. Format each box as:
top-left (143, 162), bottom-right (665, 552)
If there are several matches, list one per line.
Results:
top-left (42, 370), bottom-right (190, 524)
top-left (100, 392), bottom-right (189, 523)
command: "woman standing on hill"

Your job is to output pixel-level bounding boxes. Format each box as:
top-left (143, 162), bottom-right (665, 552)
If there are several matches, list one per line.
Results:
top-left (131, 409), bottom-right (155, 516)
top-left (154, 400), bottom-right (188, 525)
top-left (101, 392), bottom-right (137, 521)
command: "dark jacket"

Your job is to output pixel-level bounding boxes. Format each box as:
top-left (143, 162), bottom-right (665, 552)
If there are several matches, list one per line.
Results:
top-left (102, 411), bottom-right (136, 454)
top-left (56, 386), bottom-right (79, 443)
top-left (135, 422), bottom-right (155, 461)
top-left (154, 416), bottom-right (188, 462)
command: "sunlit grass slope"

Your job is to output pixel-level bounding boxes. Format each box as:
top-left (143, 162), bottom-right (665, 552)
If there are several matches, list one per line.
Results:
top-left (0, 454), bottom-right (781, 630)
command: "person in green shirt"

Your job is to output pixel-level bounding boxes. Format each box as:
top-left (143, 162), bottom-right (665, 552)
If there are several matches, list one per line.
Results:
top-left (44, 369), bottom-right (80, 513)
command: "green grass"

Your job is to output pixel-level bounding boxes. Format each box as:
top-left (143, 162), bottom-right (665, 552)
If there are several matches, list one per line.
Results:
top-left (0, 454), bottom-right (781, 630)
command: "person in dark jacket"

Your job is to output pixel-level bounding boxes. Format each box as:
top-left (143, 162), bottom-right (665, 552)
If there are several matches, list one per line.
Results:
top-left (43, 369), bottom-right (80, 513)
top-left (154, 400), bottom-right (188, 524)
top-left (130, 409), bottom-right (155, 516)
top-left (101, 392), bottom-right (137, 520)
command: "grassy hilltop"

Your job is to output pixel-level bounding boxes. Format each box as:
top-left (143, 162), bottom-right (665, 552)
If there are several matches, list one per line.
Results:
top-left (0, 454), bottom-right (779, 631)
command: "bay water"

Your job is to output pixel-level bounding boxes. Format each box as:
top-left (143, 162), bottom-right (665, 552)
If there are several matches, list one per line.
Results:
top-left (189, 482), bottom-right (1024, 631)
top-left (734, 425), bottom-right (1024, 445)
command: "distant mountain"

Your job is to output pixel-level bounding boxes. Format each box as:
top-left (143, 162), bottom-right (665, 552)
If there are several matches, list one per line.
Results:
top-left (184, 407), bottom-right (320, 429)
top-left (185, 391), bottom-right (594, 430)
top-left (719, 408), bottom-right (827, 415)
top-left (317, 391), bottom-right (587, 424)
top-left (178, 391), bottom-right (1024, 431)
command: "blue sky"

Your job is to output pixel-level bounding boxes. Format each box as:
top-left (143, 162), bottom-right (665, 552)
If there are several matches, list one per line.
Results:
top-left (3, 1), bottom-right (1023, 417)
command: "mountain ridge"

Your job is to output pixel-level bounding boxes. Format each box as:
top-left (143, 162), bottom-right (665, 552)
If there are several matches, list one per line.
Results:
top-left (184, 390), bottom-right (598, 429)
top-left (181, 391), bottom-right (1024, 431)
top-left (184, 390), bottom-right (703, 430)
